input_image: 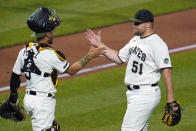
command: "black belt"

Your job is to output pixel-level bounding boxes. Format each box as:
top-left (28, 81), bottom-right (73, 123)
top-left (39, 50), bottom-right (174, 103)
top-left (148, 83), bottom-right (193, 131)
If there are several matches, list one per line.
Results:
top-left (43, 73), bottom-right (50, 77)
top-left (27, 90), bottom-right (54, 98)
top-left (127, 83), bottom-right (158, 90)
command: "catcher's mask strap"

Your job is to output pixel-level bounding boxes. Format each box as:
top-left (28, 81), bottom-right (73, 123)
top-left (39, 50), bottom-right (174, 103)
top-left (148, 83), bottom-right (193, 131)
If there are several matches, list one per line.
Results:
top-left (31, 32), bottom-right (47, 38)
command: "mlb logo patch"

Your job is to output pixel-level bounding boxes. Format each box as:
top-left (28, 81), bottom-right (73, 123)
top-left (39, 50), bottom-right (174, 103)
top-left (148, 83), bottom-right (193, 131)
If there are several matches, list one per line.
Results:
top-left (164, 58), bottom-right (169, 64)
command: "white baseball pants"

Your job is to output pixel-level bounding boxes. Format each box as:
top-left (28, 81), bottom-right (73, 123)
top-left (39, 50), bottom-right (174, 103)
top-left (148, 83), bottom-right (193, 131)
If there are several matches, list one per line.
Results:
top-left (121, 85), bottom-right (161, 131)
top-left (24, 93), bottom-right (56, 131)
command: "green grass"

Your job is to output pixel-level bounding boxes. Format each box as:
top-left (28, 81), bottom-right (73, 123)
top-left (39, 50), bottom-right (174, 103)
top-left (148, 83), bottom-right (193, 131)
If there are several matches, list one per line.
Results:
top-left (0, 50), bottom-right (196, 130)
top-left (0, 0), bottom-right (196, 48)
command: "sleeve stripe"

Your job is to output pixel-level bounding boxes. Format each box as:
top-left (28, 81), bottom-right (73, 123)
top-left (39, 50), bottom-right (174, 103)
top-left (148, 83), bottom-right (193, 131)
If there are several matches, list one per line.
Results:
top-left (118, 53), bottom-right (125, 63)
top-left (63, 62), bottom-right (68, 69)
top-left (159, 66), bottom-right (172, 70)
top-left (63, 62), bottom-right (70, 72)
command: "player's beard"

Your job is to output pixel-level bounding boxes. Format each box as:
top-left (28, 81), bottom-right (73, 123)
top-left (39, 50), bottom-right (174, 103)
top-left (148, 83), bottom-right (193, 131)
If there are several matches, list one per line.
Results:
top-left (134, 31), bottom-right (144, 36)
top-left (48, 36), bottom-right (53, 44)
top-left (134, 29), bottom-right (144, 36)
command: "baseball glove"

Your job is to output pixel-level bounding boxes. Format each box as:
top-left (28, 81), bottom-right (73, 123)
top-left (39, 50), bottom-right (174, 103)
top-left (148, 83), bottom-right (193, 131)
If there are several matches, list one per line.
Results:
top-left (0, 99), bottom-right (25, 122)
top-left (162, 100), bottom-right (181, 126)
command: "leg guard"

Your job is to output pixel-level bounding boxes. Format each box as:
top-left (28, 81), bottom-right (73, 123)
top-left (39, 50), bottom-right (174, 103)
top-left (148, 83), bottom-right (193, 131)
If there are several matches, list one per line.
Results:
top-left (52, 120), bottom-right (60, 131)
top-left (45, 120), bottom-right (60, 131)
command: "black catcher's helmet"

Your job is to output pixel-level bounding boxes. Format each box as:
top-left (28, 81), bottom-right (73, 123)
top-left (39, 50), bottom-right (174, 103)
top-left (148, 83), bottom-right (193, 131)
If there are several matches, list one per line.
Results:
top-left (27, 7), bottom-right (61, 33)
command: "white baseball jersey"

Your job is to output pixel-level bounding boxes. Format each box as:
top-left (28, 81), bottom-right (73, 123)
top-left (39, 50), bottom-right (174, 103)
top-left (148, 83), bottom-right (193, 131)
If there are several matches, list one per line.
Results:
top-left (12, 42), bottom-right (70, 93)
top-left (118, 34), bottom-right (172, 85)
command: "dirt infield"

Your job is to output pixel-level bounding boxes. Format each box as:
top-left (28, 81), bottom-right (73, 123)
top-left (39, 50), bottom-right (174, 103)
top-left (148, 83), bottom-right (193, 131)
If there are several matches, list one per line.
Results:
top-left (0, 8), bottom-right (196, 90)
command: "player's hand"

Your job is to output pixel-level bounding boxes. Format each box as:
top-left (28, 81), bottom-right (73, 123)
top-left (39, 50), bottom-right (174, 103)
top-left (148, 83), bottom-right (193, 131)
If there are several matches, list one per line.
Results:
top-left (87, 46), bottom-right (106, 58)
top-left (8, 93), bottom-right (18, 104)
top-left (85, 29), bottom-right (103, 48)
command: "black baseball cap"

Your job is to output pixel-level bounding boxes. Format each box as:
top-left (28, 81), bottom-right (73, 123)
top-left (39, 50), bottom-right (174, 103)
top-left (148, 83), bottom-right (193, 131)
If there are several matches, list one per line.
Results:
top-left (130, 9), bottom-right (154, 23)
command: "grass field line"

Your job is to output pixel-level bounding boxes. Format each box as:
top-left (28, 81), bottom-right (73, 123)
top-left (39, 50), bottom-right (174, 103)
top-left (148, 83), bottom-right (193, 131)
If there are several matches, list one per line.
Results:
top-left (0, 44), bottom-right (195, 92)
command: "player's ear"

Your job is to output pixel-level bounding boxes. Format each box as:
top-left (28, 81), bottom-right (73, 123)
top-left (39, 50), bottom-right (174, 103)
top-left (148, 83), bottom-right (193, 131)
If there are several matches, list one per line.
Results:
top-left (45, 32), bottom-right (51, 39)
top-left (46, 30), bottom-right (55, 37)
top-left (46, 32), bottom-right (51, 37)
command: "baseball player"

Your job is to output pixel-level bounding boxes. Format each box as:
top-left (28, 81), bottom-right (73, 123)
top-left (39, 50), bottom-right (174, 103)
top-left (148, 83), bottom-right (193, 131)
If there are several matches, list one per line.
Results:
top-left (85, 9), bottom-right (179, 131)
top-left (8, 7), bottom-right (105, 131)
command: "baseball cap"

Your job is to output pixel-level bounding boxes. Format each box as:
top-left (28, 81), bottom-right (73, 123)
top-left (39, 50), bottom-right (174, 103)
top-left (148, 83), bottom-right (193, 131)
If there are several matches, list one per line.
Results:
top-left (130, 9), bottom-right (154, 23)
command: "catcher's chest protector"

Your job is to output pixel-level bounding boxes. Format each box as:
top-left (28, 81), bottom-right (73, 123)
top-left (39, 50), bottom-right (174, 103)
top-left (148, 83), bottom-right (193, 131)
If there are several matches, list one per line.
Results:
top-left (21, 42), bottom-right (52, 79)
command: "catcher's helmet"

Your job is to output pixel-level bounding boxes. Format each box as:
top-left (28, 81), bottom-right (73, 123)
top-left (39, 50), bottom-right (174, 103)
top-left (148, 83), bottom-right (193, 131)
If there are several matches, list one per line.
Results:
top-left (27, 7), bottom-right (60, 33)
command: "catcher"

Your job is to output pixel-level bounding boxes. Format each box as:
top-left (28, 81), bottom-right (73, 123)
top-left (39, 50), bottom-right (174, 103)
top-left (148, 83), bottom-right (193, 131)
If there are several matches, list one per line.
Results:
top-left (0, 7), bottom-right (105, 131)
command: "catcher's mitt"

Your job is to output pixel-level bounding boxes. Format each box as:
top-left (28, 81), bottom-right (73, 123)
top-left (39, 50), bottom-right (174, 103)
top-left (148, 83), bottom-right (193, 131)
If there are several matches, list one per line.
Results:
top-left (162, 100), bottom-right (181, 126)
top-left (0, 99), bottom-right (25, 122)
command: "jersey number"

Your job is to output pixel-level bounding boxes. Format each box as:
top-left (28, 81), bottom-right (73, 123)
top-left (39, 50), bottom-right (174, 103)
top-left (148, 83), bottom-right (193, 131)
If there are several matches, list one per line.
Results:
top-left (131, 61), bottom-right (143, 75)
